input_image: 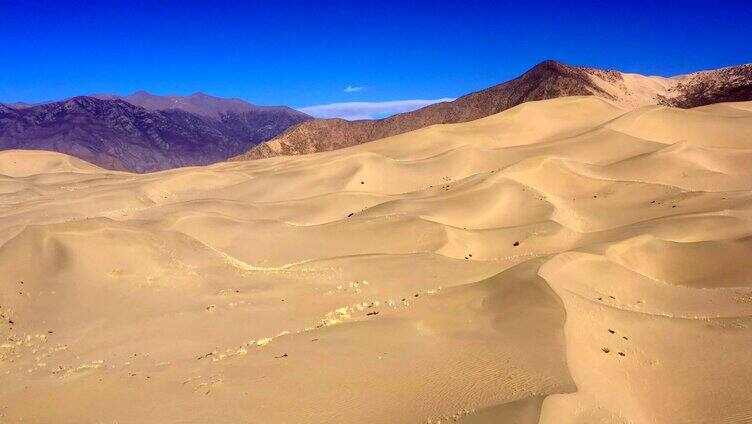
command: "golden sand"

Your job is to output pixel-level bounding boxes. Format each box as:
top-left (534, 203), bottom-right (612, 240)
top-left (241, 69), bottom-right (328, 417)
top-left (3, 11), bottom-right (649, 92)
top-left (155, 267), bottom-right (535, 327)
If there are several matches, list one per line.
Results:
top-left (1, 97), bottom-right (751, 423)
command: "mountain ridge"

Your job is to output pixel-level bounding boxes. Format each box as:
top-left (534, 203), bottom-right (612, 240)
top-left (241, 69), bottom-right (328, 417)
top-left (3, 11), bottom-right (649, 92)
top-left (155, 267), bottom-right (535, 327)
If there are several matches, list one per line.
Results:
top-left (232, 60), bottom-right (752, 161)
top-left (3, 60), bottom-right (750, 171)
top-left (0, 95), bottom-right (312, 172)
top-left (91, 91), bottom-right (308, 119)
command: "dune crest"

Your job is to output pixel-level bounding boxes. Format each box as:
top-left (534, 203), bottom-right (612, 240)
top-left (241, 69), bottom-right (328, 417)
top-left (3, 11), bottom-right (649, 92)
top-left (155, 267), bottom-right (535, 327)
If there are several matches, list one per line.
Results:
top-left (235, 61), bottom-right (752, 160)
top-left (2, 96), bottom-right (752, 423)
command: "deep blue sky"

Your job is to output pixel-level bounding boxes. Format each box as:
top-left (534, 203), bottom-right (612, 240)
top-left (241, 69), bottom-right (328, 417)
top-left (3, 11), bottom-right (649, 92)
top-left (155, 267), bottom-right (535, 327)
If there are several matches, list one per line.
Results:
top-left (1, 0), bottom-right (751, 111)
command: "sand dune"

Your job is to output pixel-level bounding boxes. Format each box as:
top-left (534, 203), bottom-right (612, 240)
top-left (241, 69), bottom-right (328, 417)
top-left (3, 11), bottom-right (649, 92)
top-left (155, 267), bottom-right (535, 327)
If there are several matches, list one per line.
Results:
top-left (1, 96), bottom-right (751, 423)
top-left (235, 61), bottom-right (752, 161)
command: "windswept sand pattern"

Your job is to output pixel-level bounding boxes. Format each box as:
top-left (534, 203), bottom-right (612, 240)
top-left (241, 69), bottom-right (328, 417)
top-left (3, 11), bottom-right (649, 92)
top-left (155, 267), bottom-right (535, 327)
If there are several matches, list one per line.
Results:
top-left (1, 97), bottom-right (752, 423)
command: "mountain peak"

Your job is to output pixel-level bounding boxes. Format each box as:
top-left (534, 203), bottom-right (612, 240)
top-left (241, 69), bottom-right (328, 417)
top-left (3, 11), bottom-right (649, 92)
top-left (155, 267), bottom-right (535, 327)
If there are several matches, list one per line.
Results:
top-left (63, 96), bottom-right (103, 108)
top-left (0, 95), bottom-right (312, 172)
top-left (534, 59), bottom-right (567, 67)
top-left (234, 61), bottom-right (752, 161)
top-left (524, 59), bottom-right (584, 76)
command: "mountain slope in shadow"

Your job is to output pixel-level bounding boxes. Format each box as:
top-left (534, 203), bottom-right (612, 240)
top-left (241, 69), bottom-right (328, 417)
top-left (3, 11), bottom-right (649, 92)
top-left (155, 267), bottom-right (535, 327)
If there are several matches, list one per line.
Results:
top-left (0, 94), bottom-right (311, 172)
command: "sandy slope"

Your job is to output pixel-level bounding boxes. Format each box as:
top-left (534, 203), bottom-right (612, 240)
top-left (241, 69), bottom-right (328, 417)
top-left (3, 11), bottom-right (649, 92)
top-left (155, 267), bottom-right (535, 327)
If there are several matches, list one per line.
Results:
top-left (1, 96), bottom-right (751, 423)
top-left (233, 62), bottom-right (752, 161)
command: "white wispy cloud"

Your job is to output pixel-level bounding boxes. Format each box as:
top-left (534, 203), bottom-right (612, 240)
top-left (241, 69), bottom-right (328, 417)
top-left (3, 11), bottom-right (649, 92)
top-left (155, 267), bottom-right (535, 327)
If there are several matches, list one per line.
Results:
top-left (344, 85), bottom-right (365, 93)
top-left (299, 98), bottom-right (455, 121)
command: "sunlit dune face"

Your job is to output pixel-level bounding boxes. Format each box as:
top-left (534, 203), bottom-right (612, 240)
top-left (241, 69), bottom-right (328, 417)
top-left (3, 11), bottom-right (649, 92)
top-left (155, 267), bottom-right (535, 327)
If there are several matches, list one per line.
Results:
top-left (2, 97), bottom-right (752, 423)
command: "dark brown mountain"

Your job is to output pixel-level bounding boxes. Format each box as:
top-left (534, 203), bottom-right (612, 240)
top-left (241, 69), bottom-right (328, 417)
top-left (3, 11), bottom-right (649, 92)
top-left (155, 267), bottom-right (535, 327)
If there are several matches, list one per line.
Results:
top-left (656, 64), bottom-right (752, 108)
top-left (0, 96), bottom-right (311, 172)
top-left (232, 60), bottom-right (752, 160)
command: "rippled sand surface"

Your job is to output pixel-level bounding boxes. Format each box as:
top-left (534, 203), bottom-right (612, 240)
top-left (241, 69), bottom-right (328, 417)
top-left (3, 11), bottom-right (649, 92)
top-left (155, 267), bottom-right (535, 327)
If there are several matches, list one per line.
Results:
top-left (2, 97), bottom-right (752, 423)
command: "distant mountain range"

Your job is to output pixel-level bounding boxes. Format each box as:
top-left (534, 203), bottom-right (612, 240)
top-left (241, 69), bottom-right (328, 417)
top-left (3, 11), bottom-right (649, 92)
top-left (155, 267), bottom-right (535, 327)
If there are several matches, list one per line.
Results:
top-left (232, 60), bottom-right (752, 161)
top-left (0, 92), bottom-right (311, 172)
top-left (91, 91), bottom-right (301, 119)
top-left (2, 61), bottom-right (751, 172)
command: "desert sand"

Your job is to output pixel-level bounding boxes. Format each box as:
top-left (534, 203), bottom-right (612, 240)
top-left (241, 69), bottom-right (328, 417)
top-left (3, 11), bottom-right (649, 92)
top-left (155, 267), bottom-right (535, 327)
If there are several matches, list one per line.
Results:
top-left (2, 96), bottom-right (752, 423)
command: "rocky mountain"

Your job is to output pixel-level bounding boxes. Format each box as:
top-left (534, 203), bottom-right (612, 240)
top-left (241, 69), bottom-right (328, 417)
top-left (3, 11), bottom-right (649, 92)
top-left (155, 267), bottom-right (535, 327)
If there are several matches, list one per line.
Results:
top-left (92, 91), bottom-right (306, 120)
top-left (0, 96), bottom-right (312, 172)
top-left (94, 91), bottom-right (314, 161)
top-left (4, 62), bottom-right (749, 170)
top-left (5, 102), bottom-right (37, 109)
top-left (0, 93), bottom-right (311, 172)
top-left (656, 65), bottom-right (752, 108)
top-left (232, 60), bottom-right (752, 160)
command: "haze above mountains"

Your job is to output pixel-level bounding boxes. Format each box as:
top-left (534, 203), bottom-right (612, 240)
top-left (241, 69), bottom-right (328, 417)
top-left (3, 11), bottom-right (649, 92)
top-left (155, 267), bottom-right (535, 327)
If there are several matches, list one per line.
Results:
top-left (1, 60), bottom-right (751, 172)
